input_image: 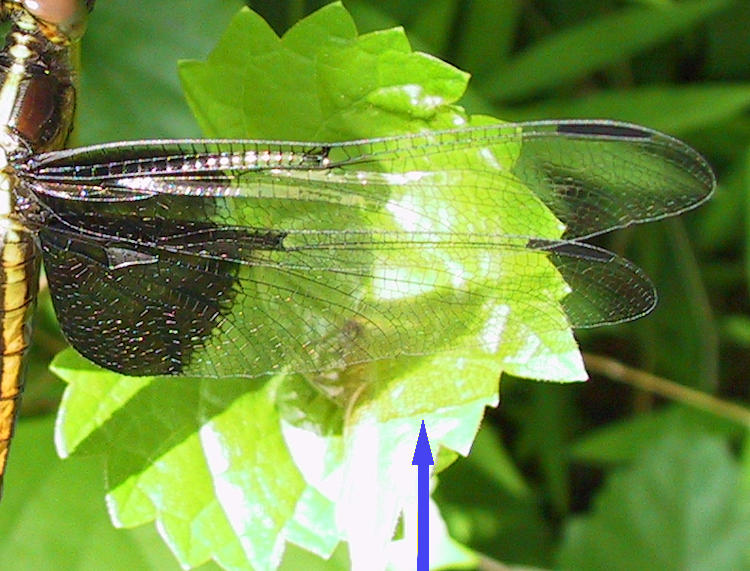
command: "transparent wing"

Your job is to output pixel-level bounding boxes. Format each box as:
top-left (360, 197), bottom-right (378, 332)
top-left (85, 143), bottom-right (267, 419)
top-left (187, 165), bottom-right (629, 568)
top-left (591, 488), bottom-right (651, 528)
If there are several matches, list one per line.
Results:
top-left (24, 119), bottom-right (715, 239)
top-left (20, 120), bottom-right (714, 378)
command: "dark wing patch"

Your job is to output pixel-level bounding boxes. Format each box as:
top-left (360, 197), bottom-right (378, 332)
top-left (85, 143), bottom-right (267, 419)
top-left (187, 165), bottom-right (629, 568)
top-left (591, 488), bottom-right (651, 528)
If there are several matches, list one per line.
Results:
top-left (39, 217), bottom-right (283, 376)
top-left (40, 225), bottom-right (235, 376)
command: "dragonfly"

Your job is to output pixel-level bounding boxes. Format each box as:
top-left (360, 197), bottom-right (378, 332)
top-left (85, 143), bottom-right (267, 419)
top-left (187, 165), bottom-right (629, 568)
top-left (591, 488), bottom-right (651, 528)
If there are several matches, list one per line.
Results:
top-left (0, 0), bottom-right (714, 497)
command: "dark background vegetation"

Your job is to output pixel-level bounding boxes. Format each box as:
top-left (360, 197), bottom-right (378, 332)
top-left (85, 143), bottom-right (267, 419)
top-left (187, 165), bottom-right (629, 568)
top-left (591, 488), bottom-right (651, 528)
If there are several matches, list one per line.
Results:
top-left (2, 0), bottom-right (750, 569)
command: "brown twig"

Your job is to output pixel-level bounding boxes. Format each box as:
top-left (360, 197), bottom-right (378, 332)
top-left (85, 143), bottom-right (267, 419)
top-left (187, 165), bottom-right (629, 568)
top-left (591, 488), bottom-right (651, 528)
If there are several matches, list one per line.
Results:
top-left (583, 353), bottom-right (750, 429)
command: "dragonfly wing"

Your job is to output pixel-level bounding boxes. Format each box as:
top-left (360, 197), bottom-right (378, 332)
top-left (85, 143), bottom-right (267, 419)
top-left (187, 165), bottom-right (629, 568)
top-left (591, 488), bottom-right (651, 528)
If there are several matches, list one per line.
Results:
top-left (38, 222), bottom-right (247, 377)
top-left (326, 120), bottom-right (715, 239)
top-left (36, 215), bottom-right (651, 378)
top-left (512, 121), bottom-right (715, 239)
top-left (25, 120), bottom-right (715, 240)
top-left (21, 119), bottom-right (709, 377)
top-left (529, 238), bottom-right (655, 326)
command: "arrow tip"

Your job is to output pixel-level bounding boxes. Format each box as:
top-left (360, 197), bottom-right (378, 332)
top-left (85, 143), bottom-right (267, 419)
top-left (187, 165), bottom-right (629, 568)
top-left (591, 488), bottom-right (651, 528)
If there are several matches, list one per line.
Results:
top-left (412, 420), bottom-right (434, 466)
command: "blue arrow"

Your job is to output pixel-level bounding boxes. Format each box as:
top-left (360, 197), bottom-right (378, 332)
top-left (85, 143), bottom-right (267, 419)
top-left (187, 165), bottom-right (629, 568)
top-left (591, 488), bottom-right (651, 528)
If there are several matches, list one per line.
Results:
top-left (412, 420), bottom-right (434, 571)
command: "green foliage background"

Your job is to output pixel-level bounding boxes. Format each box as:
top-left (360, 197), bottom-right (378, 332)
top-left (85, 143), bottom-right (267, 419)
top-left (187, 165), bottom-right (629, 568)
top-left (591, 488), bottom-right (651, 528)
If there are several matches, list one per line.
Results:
top-left (1, 0), bottom-right (750, 570)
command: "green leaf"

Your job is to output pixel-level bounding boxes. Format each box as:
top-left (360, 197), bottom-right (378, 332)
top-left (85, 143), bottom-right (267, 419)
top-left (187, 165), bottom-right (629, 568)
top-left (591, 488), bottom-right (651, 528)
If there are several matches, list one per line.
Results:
top-left (743, 147), bottom-right (750, 291)
top-left (697, 159), bottom-right (745, 252)
top-left (454, 423), bottom-right (530, 498)
top-left (484, 0), bottom-right (733, 101)
top-left (180, 3), bottom-right (471, 140)
top-left (632, 221), bottom-right (719, 391)
top-left (408, 0), bottom-right (460, 56)
top-left (52, 348), bottom-right (492, 569)
top-left (741, 438), bottom-right (750, 498)
top-left (513, 382), bottom-right (577, 514)
top-left (52, 351), bottom-right (301, 569)
top-left (722, 314), bottom-right (750, 347)
top-left (705, 1), bottom-right (750, 79)
top-left (280, 543), bottom-right (351, 570)
top-left (559, 432), bottom-right (750, 570)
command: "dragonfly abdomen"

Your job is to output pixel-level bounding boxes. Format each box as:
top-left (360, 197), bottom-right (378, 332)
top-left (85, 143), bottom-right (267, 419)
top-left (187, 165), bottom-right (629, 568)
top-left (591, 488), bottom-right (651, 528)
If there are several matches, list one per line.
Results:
top-left (0, 225), bottom-right (39, 495)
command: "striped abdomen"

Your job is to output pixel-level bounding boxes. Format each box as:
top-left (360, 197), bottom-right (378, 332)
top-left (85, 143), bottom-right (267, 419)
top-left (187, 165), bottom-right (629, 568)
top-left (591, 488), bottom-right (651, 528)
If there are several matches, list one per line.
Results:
top-left (0, 226), bottom-right (40, 494)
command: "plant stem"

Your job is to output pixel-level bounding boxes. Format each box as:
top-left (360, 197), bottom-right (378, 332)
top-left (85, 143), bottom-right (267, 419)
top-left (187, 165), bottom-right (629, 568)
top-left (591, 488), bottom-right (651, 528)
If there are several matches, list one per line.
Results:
top-left (583, 353), bottom-right (750, 428)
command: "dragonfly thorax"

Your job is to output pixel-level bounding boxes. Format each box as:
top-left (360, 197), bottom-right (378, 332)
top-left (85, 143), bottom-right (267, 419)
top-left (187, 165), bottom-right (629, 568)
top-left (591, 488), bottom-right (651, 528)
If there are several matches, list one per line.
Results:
top-left (0, 11), bottom-right (76, 155)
